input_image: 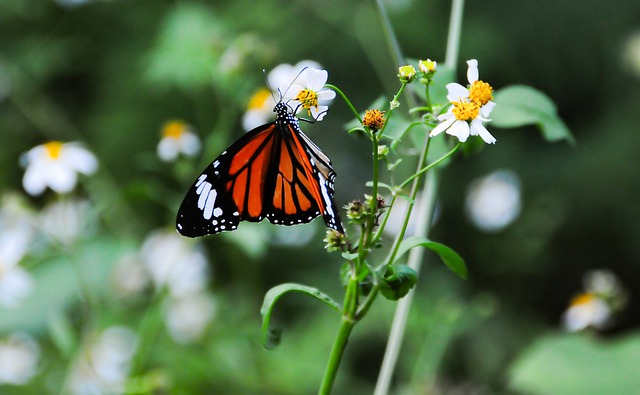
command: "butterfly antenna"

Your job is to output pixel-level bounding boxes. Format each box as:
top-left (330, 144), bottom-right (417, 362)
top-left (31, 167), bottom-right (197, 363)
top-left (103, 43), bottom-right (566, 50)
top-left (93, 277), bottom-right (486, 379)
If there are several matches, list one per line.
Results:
top-left (279, 66), bottom-right (308, 102)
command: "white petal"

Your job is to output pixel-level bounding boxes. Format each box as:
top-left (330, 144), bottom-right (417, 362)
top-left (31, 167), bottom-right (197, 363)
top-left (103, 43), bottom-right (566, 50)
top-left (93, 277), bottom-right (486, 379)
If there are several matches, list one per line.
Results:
top-left (480, 101), bottom-right (496, 118)
top-left (304, 68), bottom-right (328, 90)
top-left (22, 165), bottom-right (47, 196)
top-left (282, 83), bottom-right (304, 101)
top-left (63, 145), bottom-right (98, 175)
top-left (0, 266), bottom-right (34, 309)
top-left (47, 165), bottom-right (78, 193)
top-left (268, 64), bottom-right (296, 92)
top-left (242, 109), bottom-right (271, 131)
top-left (293, 60), bottom-right (322, 72)
top-left (310, 105), bottom-right (329, 121)
top-left (447, 120), bottom-right (470, 142)
top-left (180, 133), bottom-right (201, 156)
top-left (471, 120), bottom-right (496, 144)
top-left (317, 88), bottom-right (336, 102)
top-left (446, 83), bottom-right (470, 102)
top-left (430, 117), bottom-right (455, 137)
top-left (467, 59), bottom-right (479, 83)
top-left (157, 139), bottom-right (179, 162)
top-left (436, 107), bottom-right (455, 121)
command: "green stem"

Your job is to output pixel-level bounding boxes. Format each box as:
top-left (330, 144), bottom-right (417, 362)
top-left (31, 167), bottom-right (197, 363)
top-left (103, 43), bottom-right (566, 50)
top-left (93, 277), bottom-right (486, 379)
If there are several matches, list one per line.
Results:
top-left (318, 316), bottom-right (356, 395)
top-left (398, 142), bottom-right (460, 190)
top-left (374, 0), bottom-right (466, 392)
top-left (324, 84), bottom-right (362, 122)
top-left (319, 269), bottom-right (359, 395)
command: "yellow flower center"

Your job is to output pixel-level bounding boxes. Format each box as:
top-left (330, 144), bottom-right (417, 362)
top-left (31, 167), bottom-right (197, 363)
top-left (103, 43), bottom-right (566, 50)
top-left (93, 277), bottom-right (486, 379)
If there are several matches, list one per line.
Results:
top-left (570, 292), bottom-right (597, 307)
top-left (44, 141), bottom-right (64, 159)
top-left (452, 101), bottom-right (480, 121)
top-left (363, 109), bottom-right (385, 131)
top-left (469, 80), bottom-right (493, 106)
top-left (162, 121), bottom-right (187, 139)
top-left (247, 88), bottom-right (271, 110)
top-left (295, 89), bottom-right (318, 113)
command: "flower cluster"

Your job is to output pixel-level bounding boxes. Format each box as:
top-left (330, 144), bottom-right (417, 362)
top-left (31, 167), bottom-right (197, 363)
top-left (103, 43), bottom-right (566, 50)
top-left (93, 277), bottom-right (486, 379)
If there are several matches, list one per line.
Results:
top-left (110, 229), bottom-right (218, 344)
top-left (157, 120), bottom-right (201, 162)
top-left (21, 141), bottom-right (97, 196)
top-left (430, 59), bottom-right (497, 144)
top-left (242, 60), bottom-right (335, 130)
top-left (562, 269), bottom-right (627, 332)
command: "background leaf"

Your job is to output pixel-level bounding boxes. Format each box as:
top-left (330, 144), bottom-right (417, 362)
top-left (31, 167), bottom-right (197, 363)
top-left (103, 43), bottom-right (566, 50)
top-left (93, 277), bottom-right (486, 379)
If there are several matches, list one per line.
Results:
top-left (491, 85), bottom-right (575, 144)
top-left (509, 333), bottom-right (640, 395)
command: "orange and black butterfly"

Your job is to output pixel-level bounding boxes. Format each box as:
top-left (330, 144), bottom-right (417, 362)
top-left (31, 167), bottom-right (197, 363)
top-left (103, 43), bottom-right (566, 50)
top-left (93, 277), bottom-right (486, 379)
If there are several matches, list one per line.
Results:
top-left (176, 101), bottom-right (344, 237)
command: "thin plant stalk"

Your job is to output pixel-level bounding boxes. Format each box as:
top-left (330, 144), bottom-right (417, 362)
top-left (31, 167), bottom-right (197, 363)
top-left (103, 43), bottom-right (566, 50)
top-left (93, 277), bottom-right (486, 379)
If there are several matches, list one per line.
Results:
top-left (373, 0), bottom-right (465, 393)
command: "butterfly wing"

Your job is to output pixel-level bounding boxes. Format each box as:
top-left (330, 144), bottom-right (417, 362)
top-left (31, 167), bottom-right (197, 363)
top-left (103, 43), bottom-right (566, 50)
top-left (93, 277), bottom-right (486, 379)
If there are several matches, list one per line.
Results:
top-left (176, 123), bottom-right (278, 237)
top-left (264, 122), bottom-right (344, 234)
top-left (176, 111), bottom-right (343, 237)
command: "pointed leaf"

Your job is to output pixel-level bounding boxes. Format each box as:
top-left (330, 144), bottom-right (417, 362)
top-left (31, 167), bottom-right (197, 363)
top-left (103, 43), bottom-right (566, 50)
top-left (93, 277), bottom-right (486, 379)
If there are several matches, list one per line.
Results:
top-left (260, 283), bottom-right (341, 349)
top-left (393, 236), bottom-right (467, 279)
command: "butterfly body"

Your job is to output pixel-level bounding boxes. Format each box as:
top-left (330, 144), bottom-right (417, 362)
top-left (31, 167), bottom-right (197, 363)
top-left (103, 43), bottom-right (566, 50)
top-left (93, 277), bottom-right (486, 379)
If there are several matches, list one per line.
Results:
top-left (176, 102), bottom-right (344, 237)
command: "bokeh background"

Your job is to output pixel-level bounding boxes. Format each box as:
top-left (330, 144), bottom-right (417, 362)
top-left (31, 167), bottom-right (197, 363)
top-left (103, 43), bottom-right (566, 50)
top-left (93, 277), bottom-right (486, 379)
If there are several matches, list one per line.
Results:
top-left (1, 0), bottom-right (640, 394)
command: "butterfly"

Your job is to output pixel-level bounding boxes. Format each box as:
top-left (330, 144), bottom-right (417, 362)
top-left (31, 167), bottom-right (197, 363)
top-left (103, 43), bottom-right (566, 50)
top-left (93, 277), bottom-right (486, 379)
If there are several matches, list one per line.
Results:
top-left (176, 101), bottom-right (344, 237)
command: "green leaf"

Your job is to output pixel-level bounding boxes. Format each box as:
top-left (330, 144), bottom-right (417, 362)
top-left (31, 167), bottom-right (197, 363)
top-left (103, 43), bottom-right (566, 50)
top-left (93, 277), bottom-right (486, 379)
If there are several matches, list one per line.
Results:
top-left (491, 85), bottom-right (575, 144)
top-left (260, 283), bottom-right (341, 349)
top-left (509, 333), bottom-right (640, 395)
top-left (392, 236), bottom-right (467, 279)
top-left (377, 264), bottom-right (417, 300)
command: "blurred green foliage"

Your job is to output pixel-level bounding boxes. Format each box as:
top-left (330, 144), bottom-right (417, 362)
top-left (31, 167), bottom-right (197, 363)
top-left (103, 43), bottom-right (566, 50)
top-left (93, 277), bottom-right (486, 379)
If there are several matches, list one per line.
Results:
top-left (2, 0), bottom-right (640, 393)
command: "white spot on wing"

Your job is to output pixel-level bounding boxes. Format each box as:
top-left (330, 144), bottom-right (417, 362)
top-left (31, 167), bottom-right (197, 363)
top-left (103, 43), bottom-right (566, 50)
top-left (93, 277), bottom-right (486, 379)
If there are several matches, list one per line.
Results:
top-left (197, 182), bottom-right (212, 210)
top-left (203, 188), bottom-right (217, 219)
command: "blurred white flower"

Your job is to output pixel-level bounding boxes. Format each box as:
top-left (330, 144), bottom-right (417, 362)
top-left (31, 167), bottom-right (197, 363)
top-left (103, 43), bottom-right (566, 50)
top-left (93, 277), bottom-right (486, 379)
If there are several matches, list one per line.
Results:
top-left (0, 199), bottom-right (35, 309)
top-left (465, 170), bottom-right (521, 232)
top-left (39, 199), bottom-right (92, 246)
top-left (242, 60), bottom-right (322, 131)
top-left (22, 141), bottom-right (97, 196)
top-left (242, 88), bottom-right (277, 131)
top-left (268, 60), bottom-right (321, 95)
top-left (163, 292), bottom-right (216, 344)
top-left (561, 270), bottom-right (626, 332)
top-left (430, 59), bottom-right (496, 144)
top-left (140, 230), bottom-right (209, 297)
top-left (68, 327), bottom-right (138, 395)
top-left (284, 67), bottom-right (336, 121)
top-left (583, 269), bottom-right (623, 298)
top-left (111, 253), bottom-right (150, 298)
top-left (562, 293), bottom-right (612, 332)
top-left (157, 120), bottom-right (201, 162)
top-left (0, 333), bottom-right (40, 385)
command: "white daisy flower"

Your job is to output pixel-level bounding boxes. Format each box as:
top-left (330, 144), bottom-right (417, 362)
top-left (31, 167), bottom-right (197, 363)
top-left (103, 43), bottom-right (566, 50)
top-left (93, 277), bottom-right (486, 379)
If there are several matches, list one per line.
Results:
top-left (242, 87), bottom-right (277, 131)
top-left (430, 59), bottom-right (497, 144)
top-left (242, 60), bottom-right (322, 131)
top-left (562, 293), bottom-right (612, 332)
top-left (284, 67), bottom-right (336, 121)
top-left (163, 292), bottom-right (216, 344)
top-left (157, 120), bottom-right (201, 162)
top-left (465, 170), bottom-right (521, 232)
top-left (140, 230), bottom-right (209, 297)
top-left (39, 199), bottom-right (92, 246)
top-left (0, 333), bottom-right (40, 385)
top-left (0, 203), bottom-right (35, 309)
top-left (22, 141), bottom-right (97, 196)
top-left (67, 327), bottom-right (138, 395)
